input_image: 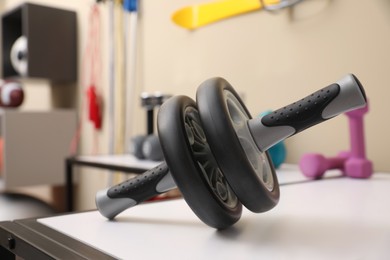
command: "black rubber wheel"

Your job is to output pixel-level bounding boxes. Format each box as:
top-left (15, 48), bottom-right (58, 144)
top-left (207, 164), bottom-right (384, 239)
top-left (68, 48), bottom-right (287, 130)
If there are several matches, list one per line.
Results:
top-left (197, 77), bottom-right (280, 213)
top-left (158, 95), bottom-right (242, 229)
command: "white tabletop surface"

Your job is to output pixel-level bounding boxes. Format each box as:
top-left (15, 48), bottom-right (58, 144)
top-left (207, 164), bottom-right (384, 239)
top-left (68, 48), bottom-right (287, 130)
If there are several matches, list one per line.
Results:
top-left (39, 165), bottom-right (390, 259)
top-left (75, 154), bottom-right (161, 169)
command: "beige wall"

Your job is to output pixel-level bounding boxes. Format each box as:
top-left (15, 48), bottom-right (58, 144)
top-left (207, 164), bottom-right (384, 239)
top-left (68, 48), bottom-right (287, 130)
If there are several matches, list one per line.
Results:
top-left (2, 0), bottom-right (390, 210)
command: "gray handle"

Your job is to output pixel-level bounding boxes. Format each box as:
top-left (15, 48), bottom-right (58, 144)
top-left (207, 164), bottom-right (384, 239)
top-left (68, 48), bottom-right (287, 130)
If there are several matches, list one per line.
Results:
top-left (96, 162), bottom-right (176, 219)
top-left (248, 74), bottom-right (367, 152)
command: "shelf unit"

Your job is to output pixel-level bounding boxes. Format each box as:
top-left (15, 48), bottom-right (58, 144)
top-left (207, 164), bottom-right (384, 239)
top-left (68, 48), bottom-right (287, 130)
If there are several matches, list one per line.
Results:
top-left (1, 3), bottom-right (77, 82)
top-left (0, 109), bottom-right (76, 190)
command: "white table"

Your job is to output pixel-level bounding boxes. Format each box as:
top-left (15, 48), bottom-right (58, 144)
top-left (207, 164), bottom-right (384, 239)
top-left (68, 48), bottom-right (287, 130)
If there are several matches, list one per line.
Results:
top-left (1, 165), bottom-right (390, 259)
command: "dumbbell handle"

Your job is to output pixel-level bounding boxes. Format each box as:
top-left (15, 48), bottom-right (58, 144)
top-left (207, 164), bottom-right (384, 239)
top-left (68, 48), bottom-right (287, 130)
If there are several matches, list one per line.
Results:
top-left (248, 74), bottom-right (367, 152)
top-left (96, 162), bottom-right (177, 219)
top-left (299, 153), bottom-right (347, 178)
top-left (345, 103), bottom-right (369, 158)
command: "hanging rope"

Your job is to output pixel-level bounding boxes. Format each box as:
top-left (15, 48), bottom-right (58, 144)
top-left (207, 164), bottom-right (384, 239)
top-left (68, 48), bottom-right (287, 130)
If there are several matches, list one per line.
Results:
top-left (70, 3), bottom-right (103, 156)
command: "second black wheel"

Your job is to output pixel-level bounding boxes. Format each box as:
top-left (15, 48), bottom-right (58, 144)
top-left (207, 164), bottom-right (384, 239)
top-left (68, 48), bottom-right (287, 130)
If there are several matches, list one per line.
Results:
top-left (196, 77), bottom-right (280, 213)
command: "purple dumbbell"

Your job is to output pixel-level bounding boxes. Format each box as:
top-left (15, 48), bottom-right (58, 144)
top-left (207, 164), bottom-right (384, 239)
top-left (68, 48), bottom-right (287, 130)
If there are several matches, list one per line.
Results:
top-left (344, 102), bottom-right (372, 178)
top-left (300, 102), bottom-right (372, 179)
top-left (299, 153), bottom-right (347, 179)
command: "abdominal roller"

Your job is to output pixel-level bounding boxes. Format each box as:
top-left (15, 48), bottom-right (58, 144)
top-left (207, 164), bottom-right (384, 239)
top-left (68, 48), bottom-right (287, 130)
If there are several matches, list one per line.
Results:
top-left (96, 74), bottom-right (367, 228)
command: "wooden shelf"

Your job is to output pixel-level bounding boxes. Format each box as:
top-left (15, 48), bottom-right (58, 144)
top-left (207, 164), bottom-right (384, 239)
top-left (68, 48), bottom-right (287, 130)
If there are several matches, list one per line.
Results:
top-left (1, 3), bottom-right (77, 82)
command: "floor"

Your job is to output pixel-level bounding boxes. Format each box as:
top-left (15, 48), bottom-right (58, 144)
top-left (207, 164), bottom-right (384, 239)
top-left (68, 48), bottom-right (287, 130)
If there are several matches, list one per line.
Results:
top-left (0, 193), bottom-right (56, 221)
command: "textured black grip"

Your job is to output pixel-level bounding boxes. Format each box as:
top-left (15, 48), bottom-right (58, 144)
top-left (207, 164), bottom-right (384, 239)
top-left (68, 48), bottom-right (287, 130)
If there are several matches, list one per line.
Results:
top-left (107, 162), bottom-right (169, 203)
top-left (261, 84), bottom-right (340, 133)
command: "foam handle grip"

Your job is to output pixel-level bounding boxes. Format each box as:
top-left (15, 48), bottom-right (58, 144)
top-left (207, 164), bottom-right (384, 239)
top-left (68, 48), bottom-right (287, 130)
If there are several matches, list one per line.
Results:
top-left (96, 162), bottom-right (176, 219)
top-left (248, 74), bottom-right (367, 152)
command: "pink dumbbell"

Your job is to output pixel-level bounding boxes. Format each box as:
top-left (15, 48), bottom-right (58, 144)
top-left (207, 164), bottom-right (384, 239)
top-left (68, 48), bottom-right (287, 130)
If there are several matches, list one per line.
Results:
top-left (299, 153), bottom-right (347, 179)
top-left (299, 102), bottom-right (372, 179)
top-left (344, 102), bottom-right (373, 178)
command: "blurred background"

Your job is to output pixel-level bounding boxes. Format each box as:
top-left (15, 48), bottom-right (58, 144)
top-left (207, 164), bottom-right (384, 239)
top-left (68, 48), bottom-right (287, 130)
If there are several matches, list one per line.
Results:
top-left (0, 0), bottom-right (389, 211)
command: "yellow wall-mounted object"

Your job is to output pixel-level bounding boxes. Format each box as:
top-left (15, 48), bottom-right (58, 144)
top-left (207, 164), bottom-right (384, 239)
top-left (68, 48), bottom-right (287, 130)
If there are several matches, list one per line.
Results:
top-left (172, 0), bottom-right (280, 30)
